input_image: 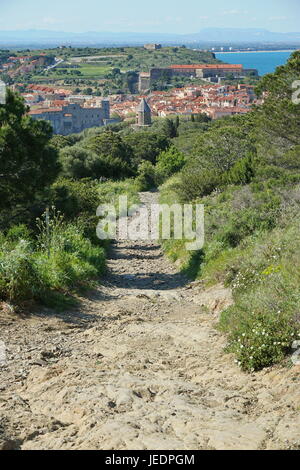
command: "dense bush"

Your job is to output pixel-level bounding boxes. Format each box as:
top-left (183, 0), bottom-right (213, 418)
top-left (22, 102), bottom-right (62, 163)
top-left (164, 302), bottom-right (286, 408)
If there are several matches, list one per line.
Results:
top-left (155, 146), bottom-right (186, 183)
top-left (223, 156), bottom-right (255, 186)
top-left (50, 178), bottom-right (100, 243)
top-left (124, 130), bottom-right (170, 166)
top-left (191, 126), bottom-right (254, 172)
top-left (97, 178), bottom-right (140, 213)
top-left (178, 167), bottom-right (221, 201)
top-left (50, 135), bottom-right (73, 150)
top-left (220, 296), bottom-right (299, 372)
top-left (0, 211), bottom-right (106, 306)
top-left (51, 179), bottom-right (99, 219)
top-left (158, 53), bottom-right (300, 370)
top-left (0, 90), bottom-right (60, 230)
top-left (83, 131), bottom-right (133, 163)
top-left (59, 146), bottom-right (100, 179)
top-left (219, 222), bottom-right (300, 371)
top-left (60, 142), bottom-right (134, 180)
top-left (173, 120), bottom-right (212, 154)
top-left (0, 240), bottom-right (42, 303)
top-left (176, 123), bottom-right (256, 201)
top-left (135, 161), bottom-right (157, 191)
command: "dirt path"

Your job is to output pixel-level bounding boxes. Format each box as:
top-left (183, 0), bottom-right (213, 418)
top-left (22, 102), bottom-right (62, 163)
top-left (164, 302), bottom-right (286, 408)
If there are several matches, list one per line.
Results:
top-left (0, 192), bottom-right (299, 450)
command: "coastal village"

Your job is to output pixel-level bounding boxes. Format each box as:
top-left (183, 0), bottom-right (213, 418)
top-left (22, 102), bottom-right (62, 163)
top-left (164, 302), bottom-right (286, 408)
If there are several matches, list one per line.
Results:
top-left (110, 81), bottom-right (259, 121)
top-left (0, 54), bottom-right (52, 77)
top-left (2, 48), bottom-right (261, 134)
top-left (18, 79), bottom-right (260, 135)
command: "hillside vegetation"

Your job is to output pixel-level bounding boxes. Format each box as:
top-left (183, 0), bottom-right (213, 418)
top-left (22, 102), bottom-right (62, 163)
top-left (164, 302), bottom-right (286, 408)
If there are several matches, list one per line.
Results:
top-left (157, 51), bottom-right (300, 371)
top-left (17, 45), bottom-right (218, 71)
top-left (0, 92), bottom-right (143, 307)
top-left (1, 46), bottom-right (218, 94)
top-left (1, 51), bottom-right (300, 373)
top-left (0, 91), bottom-right (180, 308)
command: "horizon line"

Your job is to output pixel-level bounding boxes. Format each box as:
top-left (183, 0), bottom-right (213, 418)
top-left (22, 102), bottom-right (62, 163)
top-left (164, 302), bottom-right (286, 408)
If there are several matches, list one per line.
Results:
top-left (0, 27), bottom-right (300, 35)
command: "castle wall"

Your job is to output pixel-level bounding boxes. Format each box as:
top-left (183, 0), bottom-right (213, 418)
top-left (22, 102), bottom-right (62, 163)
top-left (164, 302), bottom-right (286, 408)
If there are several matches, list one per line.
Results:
top-left (30, 100), bottom-right (110, 135)
top-left (139, 65), bottom-right (254, 91)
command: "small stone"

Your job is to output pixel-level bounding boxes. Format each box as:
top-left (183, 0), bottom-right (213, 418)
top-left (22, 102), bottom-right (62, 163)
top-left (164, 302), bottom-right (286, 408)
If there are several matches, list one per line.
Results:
top-left (30, 359), bottom-right (48, 367)
top-left (107, 401), bottom-right (116, 409)
top-left (291, 350), bottom-right (300, 366)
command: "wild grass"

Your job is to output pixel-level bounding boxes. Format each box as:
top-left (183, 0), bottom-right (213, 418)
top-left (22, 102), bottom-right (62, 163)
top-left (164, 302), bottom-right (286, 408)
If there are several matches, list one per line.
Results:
top-left (98, 178), bottom-right (141, 214)
top-left (0, 211), bottom-right (105, 308)
top-left (0, 177), bottom-right (141, 310)
top-left (159, 176), bottom-right (300, 371)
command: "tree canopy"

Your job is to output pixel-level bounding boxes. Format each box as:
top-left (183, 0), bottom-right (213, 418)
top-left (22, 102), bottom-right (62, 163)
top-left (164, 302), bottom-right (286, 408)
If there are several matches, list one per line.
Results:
top-left (0, 90), bottom-right (60, 227)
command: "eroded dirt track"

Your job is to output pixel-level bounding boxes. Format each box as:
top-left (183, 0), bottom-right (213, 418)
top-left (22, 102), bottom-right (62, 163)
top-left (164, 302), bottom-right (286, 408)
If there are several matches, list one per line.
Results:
top-left (0, 192), bottom-right (299, 450)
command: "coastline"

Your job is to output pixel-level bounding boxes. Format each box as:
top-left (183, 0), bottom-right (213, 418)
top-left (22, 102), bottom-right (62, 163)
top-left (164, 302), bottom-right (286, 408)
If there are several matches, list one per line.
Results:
top-left (216, 50), bottom-right (296, 54)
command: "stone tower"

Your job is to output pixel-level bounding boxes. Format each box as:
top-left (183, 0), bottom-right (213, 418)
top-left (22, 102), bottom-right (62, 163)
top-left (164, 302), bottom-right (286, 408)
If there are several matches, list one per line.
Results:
top-left (136, 98), bottom-right (152, 127)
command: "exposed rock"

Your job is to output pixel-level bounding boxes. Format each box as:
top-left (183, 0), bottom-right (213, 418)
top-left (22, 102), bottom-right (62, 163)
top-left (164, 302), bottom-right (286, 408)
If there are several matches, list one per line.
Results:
top-left (291, 349), bottom-right (300, 366)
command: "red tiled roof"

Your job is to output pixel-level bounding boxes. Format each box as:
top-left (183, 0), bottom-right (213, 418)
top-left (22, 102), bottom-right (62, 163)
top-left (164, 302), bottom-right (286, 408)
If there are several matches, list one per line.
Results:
top-left (51, 100), bottom-right (66, 106)
top-left (168, 64), bottom-right (243, 70)
top-left (28, 107), bottom-right (62, 115)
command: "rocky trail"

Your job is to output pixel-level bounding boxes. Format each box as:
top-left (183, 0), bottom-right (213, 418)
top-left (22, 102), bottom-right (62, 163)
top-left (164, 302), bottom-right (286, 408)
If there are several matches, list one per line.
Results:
top-left (0, 192), bottom-right (299, 450)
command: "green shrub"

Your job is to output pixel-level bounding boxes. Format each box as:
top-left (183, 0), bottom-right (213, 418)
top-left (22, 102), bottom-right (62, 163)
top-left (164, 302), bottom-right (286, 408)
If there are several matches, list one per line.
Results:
top-left (178, 167), bottom-right (221, 201)
top-left (59, 131), bottom-right (135, 181)
top-left (0, 240), bottom-right (42, 302)
top-left (59, 146), bottom-right (99, 179)
top-left (36, 250), bottom-right (98, 291)
top-left (50, 135), bottom-right (72, 150)
top-left (224, 156), bottom-right (255, 185)
top-left (59, 224), bottom-right (106, 275)
top-left (219, 220), bottom-right (300, 370)
top-left (50, 178), bottom-right (103, 243)
top-left (220, 302), bottom-right (299, 372)
top-left (156, 146), bottom-right (186, 183)
top-left (36, 210), bottom-right (105, 283)
top-left (191, 126), bottom-right (253, 173)
top-left (217, 207), bottom-right (276, 248)
top-left (220, 274), bottom-right (300, 372)
top-left (97, 178), bottom-right (140, 213)
top-left (51, 178), bottom-right (99, 217)
top-left (124, 130), bottom-right (170, 166)
top-left (135, 161), bottom-right (157, 191)
top-left (0, 212), bottom-right (106, 306)
top-left (6, 224), bottom-right (32, 243)
top-left (80, 131), bottom-right (134, 179)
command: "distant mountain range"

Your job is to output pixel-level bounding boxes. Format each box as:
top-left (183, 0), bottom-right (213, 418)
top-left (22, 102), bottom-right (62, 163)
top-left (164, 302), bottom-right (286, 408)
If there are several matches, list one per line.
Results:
top-left (0, 28), bottom-right (300, 47)
top-left (186, 28), bottom-right (300, 43)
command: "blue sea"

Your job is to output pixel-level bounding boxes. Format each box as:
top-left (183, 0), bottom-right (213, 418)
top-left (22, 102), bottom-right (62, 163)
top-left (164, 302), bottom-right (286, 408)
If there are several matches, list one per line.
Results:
top-left (215, 51), bottom-right (293, 76)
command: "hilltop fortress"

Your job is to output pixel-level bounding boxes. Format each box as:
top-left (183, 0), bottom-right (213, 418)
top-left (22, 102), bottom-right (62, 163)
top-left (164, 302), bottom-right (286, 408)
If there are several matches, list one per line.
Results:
top-left (139, 63), bottom-right (258, 91)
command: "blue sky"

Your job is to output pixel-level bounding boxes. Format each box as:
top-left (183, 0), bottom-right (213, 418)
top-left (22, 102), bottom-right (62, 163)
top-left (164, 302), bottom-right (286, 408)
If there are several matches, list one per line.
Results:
top-left (0, 0), bottom-right (299, 33)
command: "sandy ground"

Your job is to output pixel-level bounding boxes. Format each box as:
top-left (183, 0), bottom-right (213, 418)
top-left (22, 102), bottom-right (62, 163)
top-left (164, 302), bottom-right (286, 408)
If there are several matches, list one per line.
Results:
top-left (0, 192), bottom-right (299, 450)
